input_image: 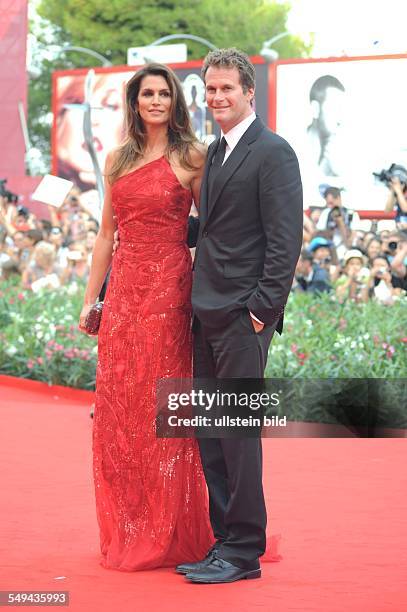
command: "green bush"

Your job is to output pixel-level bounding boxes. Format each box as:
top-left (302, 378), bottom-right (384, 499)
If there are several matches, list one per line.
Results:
top-left (265, 291), bottom-right (407, 378)
top-left (0, 279), bottom-right (97, 389)
top-left (0, 279), bottom-right (406, 390)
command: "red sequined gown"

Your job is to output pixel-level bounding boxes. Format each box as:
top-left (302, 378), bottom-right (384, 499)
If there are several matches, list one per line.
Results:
top-left (93, 156), bottom-right (214, 571)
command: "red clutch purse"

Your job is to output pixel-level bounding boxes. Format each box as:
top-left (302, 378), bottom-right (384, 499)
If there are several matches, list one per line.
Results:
top-left (84, 301), bottom-right (104, 335)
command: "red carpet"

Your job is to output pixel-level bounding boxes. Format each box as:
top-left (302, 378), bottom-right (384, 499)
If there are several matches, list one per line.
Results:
top-left (0, 374), bottom-right (406, 612)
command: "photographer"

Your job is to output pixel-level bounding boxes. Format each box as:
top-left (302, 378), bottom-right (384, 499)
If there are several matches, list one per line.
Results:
top-left (384, 176), bottom-right (407, 230)
top-left (335, 249), bottom-right (370, 303)
top-left (293, 248), bottom-right (332, 294)
top-left (316, 187), bottom-right (359, 259)
top-left (368, 255), bottom-right (401, 305)
top-left (308, 236), bottom-right (339, 283)
top-left (389, 235), bottom-right (407, 292)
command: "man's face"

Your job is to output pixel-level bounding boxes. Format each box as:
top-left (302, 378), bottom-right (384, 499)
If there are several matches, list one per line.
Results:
top-left (296, 257), bottom-right (312, 276)
top-left (204, 66), bottom-right (254, 133)
top-left (317, 87), bottom-right (344, 138)
top-left (313, 246), bottom-right (331, 264)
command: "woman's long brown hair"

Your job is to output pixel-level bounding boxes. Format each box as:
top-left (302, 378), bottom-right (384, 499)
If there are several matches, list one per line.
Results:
top-left (108, 63), bottom-right (199, 183)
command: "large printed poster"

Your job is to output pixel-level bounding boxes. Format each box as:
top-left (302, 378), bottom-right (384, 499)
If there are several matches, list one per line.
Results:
top-left (54, 68), bottom-right (216, 195)
top-left (53, 62), bottom-right (269, 197)
top-left (276, 57), bottom-right (407, 211)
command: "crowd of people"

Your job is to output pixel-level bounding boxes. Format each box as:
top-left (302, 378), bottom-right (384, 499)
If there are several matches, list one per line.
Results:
top-left (1, 180), bottom-right (406, 305)
top-left (295, 186), bottom-right (407, 305)
top-left (0, 188), bottom-right (98, 291)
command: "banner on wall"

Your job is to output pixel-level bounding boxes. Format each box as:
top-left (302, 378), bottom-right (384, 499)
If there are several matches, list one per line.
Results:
top-left (275, 56), bottom-right (407, 211)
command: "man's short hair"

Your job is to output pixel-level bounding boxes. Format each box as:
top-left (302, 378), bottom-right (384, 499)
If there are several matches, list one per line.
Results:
top-left (324, 186), bottom-right (342, 199)
top-left (201, 48), bottom-right (255, 93)
top-left (309, 75), bottom-right (345, 104)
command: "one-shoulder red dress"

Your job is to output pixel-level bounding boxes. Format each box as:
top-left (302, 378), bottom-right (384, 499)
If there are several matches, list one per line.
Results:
top-left (92, 157), bottom-right (214, 571)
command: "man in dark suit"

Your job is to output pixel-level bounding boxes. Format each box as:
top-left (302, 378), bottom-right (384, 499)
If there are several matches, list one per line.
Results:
top-left (177, 49), bottom-right (303, 583)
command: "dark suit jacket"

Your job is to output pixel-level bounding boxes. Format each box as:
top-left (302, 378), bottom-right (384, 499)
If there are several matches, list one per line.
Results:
top-left (191, 116), bottom-right (303, 334)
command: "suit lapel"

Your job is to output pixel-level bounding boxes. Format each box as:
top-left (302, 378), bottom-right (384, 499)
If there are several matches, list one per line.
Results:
top-left (206, 117), bottom-right (265, 221)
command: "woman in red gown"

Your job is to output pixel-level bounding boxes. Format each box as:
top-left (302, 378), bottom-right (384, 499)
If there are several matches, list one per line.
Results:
top-left (79, 63), bottom-right (214, 571)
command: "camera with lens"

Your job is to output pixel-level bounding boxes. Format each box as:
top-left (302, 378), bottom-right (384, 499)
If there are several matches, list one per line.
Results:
top-left (373, 163), bottom-right (407, 188)
top-left (315, 256), bottom-right (332, 266)
top-left (327, 205), bottom-right (347, 229)
top-left (0, 178), bottom-right (19, 204)
top-left (376, 267), bottom-right (387, 277)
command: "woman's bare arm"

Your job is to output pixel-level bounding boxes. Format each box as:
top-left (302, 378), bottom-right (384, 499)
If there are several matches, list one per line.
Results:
top-left (189, 143), bottom-right (207, 210)
top-left (80, 153), bottom-right (116, 322)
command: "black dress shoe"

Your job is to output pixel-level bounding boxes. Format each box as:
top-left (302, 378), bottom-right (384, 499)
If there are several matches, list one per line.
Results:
top-left (175, 546), bottom-right (218, 575)
top-left (185, 557), bottom-right (261, 583)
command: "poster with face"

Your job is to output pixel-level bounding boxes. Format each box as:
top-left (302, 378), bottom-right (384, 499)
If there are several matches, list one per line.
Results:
top-left (55, 72), bottom-right (128, 192)
top-left (53, 61), bottom-right (270, 193)
top-left (275, 57), bottom-right (407, 211)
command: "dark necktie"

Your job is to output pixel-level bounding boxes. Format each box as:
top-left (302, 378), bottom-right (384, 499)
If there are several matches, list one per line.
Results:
top-left (212, 136), bottom-right (227, 167)
top-left (208, 137), bottom-right (226, 199)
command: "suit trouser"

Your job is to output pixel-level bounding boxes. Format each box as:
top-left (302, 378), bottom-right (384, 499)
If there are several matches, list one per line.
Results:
top-left (193, 309), bottom-right (276, 570)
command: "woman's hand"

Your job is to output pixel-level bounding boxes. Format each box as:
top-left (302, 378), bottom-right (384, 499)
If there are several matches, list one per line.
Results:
top-left (112, 229), bottom-right (120, 254)
top-left (78, 303), bottom-right (94, 335)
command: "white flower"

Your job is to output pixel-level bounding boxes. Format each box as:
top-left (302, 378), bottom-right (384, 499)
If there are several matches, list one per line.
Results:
top-left (18, 336), bottom-right (24, 344)
top-left (350, 341), bottom-right (356, 349)
top-left (363, 333), bottom-right (370, 340)
top-left (37, 331), bottom-right (43, 340)
top-left (67, 282), bottom-right (79, 295)
top-left (6, 345), bottom-right (17, 355)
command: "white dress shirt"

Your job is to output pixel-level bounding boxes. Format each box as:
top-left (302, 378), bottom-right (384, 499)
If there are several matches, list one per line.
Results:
top-left (221, 111), bottom-right (256, 164)
top-left (219, 112), bottom-right (263, 325)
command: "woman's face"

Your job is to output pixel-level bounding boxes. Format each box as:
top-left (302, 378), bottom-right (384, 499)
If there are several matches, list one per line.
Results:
top-left (35, 250), bottom-right (54, 270)
top-left (367, 239), bottom-right (381, 260)
top-left (136, 75), bottom-right (172, 128)
top-left (57, 75), bottom-right (125, 185)
top-left (362, 232), bottom-right (375, 248)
